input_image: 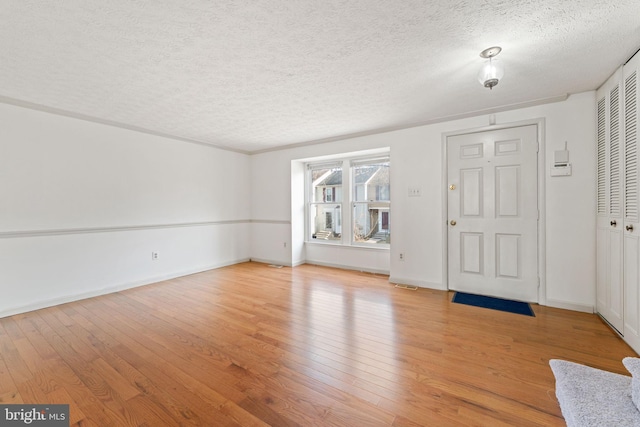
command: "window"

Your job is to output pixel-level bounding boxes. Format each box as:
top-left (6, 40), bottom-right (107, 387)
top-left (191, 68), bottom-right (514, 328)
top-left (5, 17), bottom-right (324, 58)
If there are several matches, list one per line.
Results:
top-left (324, 187), bottom-right (336, 202)
top-left (308, 163), bottom-right (342, 241)
top-left (325, 212), bottom-right (333, 229)
top-left (306, 155), bottom-right (390, 247)
top-left (352, 157), bottom-right (390, 245)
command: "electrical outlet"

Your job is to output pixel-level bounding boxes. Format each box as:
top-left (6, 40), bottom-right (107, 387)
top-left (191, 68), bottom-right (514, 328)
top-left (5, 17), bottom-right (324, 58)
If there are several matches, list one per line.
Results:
top-left (399, 252), bottom-right (405, 261)
top-left (151, 252), bottom-right (159, 260)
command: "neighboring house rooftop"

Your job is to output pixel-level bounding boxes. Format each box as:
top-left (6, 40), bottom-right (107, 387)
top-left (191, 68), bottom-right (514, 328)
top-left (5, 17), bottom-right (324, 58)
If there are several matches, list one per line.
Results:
top-left (317, 166), bottom-right (386, 186)
top-left (317, 170), bottom-right (343, 186)
top-left (355, 166), bottom-right (381, 184)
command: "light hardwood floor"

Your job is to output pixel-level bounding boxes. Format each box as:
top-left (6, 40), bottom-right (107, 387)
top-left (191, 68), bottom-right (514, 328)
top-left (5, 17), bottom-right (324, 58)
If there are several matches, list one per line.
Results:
top-left (0, 262), bottom-right (635, 426)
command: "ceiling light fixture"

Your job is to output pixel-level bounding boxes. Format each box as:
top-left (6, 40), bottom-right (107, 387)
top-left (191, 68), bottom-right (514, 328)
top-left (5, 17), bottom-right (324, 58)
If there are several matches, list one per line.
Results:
top-left (478, 46), bottom-right (504, 90)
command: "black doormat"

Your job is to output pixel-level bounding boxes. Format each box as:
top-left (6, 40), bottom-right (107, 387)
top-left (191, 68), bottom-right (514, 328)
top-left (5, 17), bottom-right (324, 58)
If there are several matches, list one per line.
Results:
top-left (452, 292), bottom-right (535, 317)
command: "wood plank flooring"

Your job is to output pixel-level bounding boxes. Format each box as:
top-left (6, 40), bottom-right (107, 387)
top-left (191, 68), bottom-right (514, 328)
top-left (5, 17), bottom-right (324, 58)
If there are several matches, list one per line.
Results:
top-left (0, 261), bottom-right (635, 426)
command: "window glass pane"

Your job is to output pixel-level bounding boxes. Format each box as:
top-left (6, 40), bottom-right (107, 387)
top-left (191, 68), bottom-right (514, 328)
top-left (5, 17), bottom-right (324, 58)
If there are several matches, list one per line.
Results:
top-left (352, 160), bottom-right (389, 202)
top-left (310, 204), bottom-right (342, 241)
top-left (311, 167), bottom-right (343, 203)
top-left (353, 203), bottom-right (390, 244)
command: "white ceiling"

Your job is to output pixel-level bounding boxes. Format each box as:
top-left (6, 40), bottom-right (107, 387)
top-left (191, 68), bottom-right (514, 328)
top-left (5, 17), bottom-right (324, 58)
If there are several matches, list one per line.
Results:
top-left (1, 1), bottom-right (639, 153)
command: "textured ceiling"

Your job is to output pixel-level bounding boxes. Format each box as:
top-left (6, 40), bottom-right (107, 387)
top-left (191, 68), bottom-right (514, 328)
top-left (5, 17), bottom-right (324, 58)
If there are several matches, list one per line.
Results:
top-left (1, 1), bottom-right (639, 153)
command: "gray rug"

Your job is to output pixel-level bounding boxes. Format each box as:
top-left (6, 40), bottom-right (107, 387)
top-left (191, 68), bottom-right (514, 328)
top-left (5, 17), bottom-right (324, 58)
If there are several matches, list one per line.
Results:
top-left (550, 359), bottom-right (640, 426)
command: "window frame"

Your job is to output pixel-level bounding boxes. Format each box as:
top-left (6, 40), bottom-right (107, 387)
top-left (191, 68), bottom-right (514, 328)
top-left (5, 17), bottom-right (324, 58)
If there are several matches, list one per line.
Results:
top-left (350, 156), bottom-right (391, 248)
top-left (306, 161), bottom-right (344, 244)
top-left (305, 154), bottom-right (390, 248)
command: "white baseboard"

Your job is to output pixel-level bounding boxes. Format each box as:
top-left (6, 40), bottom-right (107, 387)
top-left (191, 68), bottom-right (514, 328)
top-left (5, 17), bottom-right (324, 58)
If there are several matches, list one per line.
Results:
top-left (252, 258), bottom-right (388, 272)
top-left (303, 261), bottom-right (389, 275)
top-left (389, 276), bottom-right (446, 290)
top-left (545, 298), bottom-right (594, 313)
top-left (249, 258), bottom-right (294, 267)
top-left (0, 258), bottom-right (250, 319)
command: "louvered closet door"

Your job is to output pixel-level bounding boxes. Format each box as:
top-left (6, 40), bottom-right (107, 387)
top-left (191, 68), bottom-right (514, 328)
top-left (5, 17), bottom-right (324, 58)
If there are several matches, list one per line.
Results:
top-left (596, 69), bottom-right (624, 333)
top-left (624, 53), bottom-right (640, 350)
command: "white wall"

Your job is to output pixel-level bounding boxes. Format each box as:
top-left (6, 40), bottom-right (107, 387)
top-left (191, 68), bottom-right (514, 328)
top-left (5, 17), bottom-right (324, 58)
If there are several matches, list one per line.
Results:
top-left (0, 103), bottom-right (252, 317)
top-left (0, 90), bottom-right (596, 316)
top-left (250, 92), bottom-right (596, 312)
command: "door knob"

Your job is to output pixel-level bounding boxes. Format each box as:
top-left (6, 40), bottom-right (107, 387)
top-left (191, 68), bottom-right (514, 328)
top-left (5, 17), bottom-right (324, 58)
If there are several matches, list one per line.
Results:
top-left (450, 220), bottom-right (457, 226)
top-left (611, 220), bottom-right (617, 227)
top-left (449, 184), bottom-right (456, 190)
top-left (627, 224), bottom-right (634, 232)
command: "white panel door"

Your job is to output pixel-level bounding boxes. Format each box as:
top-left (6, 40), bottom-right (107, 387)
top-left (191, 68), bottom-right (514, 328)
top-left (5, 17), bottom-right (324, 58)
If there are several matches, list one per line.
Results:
top-left (447, 125), bottom-right (538, 302)
top-left (596, 68), bottom-right (624, 333)
top-left (623, 52), bottom-right (640, 351)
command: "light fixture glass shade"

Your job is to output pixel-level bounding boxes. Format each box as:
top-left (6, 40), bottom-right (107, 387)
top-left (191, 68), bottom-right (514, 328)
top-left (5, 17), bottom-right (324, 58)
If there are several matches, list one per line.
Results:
top-left (477, 58), bottom-right (504, 89)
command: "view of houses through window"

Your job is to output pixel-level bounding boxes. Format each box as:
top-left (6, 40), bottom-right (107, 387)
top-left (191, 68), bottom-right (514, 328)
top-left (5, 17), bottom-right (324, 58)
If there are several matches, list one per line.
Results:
top-left (352, 158), bottom-right (390, 244)
top-left (307, 155), bottom-right (390, 247)
top-left (309, 163), bottom-right (343, 242)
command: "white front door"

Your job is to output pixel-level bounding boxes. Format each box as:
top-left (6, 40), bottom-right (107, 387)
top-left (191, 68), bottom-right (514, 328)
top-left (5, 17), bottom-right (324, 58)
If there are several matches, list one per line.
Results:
top-left (447, 125), bottom-right (539, 302)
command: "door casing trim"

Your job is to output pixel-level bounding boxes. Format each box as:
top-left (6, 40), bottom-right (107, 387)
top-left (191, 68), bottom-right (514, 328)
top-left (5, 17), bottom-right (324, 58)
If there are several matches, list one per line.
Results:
top-left (441, 118), bottom-right (546, 305)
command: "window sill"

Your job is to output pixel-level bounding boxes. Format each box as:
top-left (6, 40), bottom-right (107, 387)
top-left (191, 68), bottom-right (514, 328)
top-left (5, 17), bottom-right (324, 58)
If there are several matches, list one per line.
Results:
top-left (305, 241), bottom-right (390, 251)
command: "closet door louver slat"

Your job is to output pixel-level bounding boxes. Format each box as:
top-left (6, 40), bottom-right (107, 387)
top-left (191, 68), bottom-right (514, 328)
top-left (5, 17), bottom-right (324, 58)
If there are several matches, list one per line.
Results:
top-left (598, 97), bottom-right (607, 215)
top-left (626, 71), bottom-right (638, 222)
top-left (611, 86), bottom-right (621, 217)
